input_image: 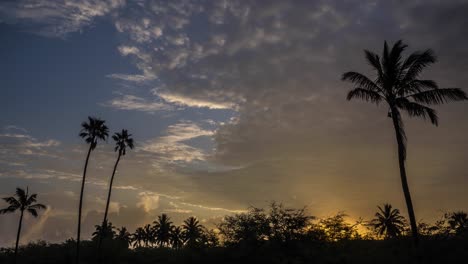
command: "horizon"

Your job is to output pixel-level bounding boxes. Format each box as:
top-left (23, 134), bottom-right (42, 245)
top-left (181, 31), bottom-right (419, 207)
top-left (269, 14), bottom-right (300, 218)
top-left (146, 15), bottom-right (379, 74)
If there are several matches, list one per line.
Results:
top-left (1, 0), bottom-right (468, 248)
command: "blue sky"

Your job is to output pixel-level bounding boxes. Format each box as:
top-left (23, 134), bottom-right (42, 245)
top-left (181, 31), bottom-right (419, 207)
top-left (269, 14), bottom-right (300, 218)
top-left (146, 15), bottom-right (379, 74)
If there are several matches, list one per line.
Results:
top-left (1, 0), bottom-right (468, 247)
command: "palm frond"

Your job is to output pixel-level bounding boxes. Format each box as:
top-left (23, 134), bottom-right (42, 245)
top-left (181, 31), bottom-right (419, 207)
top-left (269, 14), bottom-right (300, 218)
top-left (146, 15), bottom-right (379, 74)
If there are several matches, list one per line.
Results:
top-left (26, 193), bottom-right (37, 205)
top-left (27, 208), bottom-right (39, 217)
top-left (401, 49), bottom-right (436, 82)
top-left (3, 196), bottom-right (20, 207)
top-left (28, 203), bottom-right (46, 210)
top-left (346, 88), bottom-right (384, 104)
top-left (0, 206), bottom-right (19, 214)
top-left (396, 98), bottom-right (438, 126)
top-left (342, 72), bottom-right (380, 91)
top-left (364, 50), bottom-right (383, 81)
top-left (409, 88), bottom-right (468, 105)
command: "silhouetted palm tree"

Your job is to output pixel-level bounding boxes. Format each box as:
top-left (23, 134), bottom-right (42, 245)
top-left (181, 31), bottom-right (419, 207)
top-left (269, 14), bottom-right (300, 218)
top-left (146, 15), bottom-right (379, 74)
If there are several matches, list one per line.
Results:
top-left (370, 204), bottom-right (406, 239)
top-left (183, 216), bottom-right (204, 248)
top-left (77, 116), bottom-right (108, 262)
top-left (116, 227), bottom-right (132, 248)
top-left (92, 219), bottom-right (115, 242)
top-left (98, 129), bottom-right (133, 252)
top-left (170, 226), bottom-right (185, 249)
top-left (143, 224), bottom-right (155, 247)
top-left (0, 187), bottom-right (46, 262)
top-left (342, 40), bottom-right (467, 244)
top-left (153, 214), bottom-right (173, 247)
top-left (447, 211), bottom-right (468, 236)
top-left (132, 227), bottom-right (145, 248)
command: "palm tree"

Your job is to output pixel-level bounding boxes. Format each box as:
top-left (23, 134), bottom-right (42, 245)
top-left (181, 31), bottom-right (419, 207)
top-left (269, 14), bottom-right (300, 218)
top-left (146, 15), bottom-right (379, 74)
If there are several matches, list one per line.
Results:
top-left (132, 227), bottom-right (145, 248)
top-left (98, 129), bottom-right (133, 251)
top-left (143, 224), bottom-right (155, 247)
top-left (116, 227), bottom-right (132, 248)
top-left (92, 219), bottom-right (115, 242)
top-left (170, 226), bottom-right (185, 249)
top-left (77, 116), bottom-right (108, 262)
top-left (153, 214), bottom-right (173, 247)
top-left (370, 204), bottom-right (406, 239)
top-left (0, 187), bottom-right (46, 262)
top-left (342, 40), bottom-right (467, 244)
top-left (447, 211), bottom-right (468, 235)
top-left (182, 216), bottom-right (204, 248)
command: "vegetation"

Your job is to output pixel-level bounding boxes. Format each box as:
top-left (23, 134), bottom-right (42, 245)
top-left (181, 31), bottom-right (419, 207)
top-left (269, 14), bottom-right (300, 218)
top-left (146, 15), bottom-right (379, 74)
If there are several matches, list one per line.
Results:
top-left (0, 187), bottom-right (46, 263)
top-left (342, 40), bottom-right (468, 243)
top-left (1, 203), bottom-right (467, 263)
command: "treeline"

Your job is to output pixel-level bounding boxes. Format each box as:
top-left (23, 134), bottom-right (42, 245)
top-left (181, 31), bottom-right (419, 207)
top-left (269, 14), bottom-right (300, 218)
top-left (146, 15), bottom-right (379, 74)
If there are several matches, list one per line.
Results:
top-left (1, 203), bottom-right (467, 263)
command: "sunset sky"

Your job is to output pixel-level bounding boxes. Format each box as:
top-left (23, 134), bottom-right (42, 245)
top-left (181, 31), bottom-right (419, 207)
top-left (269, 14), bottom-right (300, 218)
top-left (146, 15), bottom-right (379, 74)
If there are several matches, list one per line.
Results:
top-left (1, 0), bottom-right (467, 246)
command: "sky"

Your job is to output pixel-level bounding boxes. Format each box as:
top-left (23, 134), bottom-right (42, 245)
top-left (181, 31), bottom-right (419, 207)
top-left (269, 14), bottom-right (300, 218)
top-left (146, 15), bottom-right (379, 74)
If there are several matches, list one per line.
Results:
top-left (1, 0), bottom-right (468, 247)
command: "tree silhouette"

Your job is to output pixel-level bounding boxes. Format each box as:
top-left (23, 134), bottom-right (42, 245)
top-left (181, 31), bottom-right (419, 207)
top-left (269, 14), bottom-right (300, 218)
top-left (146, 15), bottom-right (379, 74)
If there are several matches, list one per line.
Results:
top-left (169, 226), bottom-right (185, 249)
top-left (92, 220), bottom-right (116, 242)
top-left (0, 187), bottom-right (46, 262)
top-left (116, 227), bottom-right (132, 248)
top-left (77, 116), bottom-right (108, 263)
top-left (132, 227), bottom-right (146, 248)
top-left (182, 216), bottom-right (204, 248)
top-left (153, 214), bottom-right (173, 247)
top-left (342, 40), bottom-right (467, 244)
top-left (369, 204), bottom-right (406, 239)
top-left (98, 129), bottom-right (133, 253)
top-left (447, 211), bottom-right (468, 236)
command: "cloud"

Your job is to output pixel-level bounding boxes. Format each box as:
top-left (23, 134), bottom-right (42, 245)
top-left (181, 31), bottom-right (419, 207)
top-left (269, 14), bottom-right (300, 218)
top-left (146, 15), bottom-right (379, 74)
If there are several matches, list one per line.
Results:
top-left (4, 125), bottom-right (28, 133)
top-left (103, 94), bottom-right (172, 113)
top-left (141, 121), bottom-right (214, 163)
top-left (156, 90), bottom-right (236, 109)
top-left (106, 73), bottom-right (156, 83)
top-left (136, 191), bottom-right (160, 213)
top-left (0, 0), bottom-right (126, 37)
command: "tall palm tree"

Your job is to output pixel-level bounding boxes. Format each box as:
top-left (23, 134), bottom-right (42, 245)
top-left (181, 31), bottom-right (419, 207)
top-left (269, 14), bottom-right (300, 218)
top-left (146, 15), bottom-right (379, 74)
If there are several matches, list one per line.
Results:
top-left (77, 116), bottom-right (108, 263)
top-left (153, 214), bottom-right (173, 247)
top-left (370, 204), bottom-right (406, 239)
top-left (170, 226), bottom-right (185, 249)
top-left (98, 129), bottom-right (133, 252)
top-left (0, 187), bottom-right (46, 262)
top-left (342, 40), bottom-right (467, 244)
top-left (182, 216), bottom-right (204, 248)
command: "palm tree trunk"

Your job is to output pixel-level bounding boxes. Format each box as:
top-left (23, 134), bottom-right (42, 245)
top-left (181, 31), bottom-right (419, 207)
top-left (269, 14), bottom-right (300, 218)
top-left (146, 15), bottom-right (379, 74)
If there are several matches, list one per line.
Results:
top-left (390, 109), bottom-right (419, 245)
top-left (97, 152), bottom-right (121, 259)
top-left (103, 152), bottom-right (121, 226)
top-left (14, 210), bottom-right (24, 263)
top-left (77, 145), bottom-right (93, 264)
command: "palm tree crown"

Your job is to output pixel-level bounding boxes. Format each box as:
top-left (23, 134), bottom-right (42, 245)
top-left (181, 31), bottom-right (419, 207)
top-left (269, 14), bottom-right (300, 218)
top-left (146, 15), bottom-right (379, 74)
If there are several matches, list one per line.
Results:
top-left (0, 187), bottom-right (46, 216)
top-left (183, 216), bottom-right (204, 247)
top-left (370, 204), bottom-right (406, 238)
top-left (153, 214), bottom-right (173, 247)
top-left (342, 40), bottom-right (467, 158)
top-left (113, 129), bottom-right (134, 155)
top-left (79, 116), bottom-right (109, 150)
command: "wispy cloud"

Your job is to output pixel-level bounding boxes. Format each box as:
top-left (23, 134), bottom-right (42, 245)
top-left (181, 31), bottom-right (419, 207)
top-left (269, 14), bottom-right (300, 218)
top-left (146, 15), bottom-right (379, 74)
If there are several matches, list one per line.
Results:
top-left (157, 91), bottom-right (236, 110)
top-left (106, 73), bottom-right (156, 83)
top-left (0, 0), bottom-right (125, 37)
top-left (103, 94), bottom-right (172, 113)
